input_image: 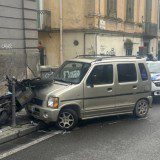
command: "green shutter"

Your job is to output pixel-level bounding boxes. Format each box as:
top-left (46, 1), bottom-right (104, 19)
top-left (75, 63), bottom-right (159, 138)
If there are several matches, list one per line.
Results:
top-left (126, 0), bottom-right (134, 22)
top-left (107, 0), bottom-right (117, 18)
top-left (114, 0), bottom-right (117, 17)
top-left (131, 0), bottom-right (134, 21)
top-left (146, 0), bottom-right (152, 22)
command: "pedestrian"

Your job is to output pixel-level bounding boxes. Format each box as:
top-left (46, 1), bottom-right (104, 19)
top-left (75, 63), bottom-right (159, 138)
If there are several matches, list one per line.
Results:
top-left (37, 41), bottom-right (45, 66)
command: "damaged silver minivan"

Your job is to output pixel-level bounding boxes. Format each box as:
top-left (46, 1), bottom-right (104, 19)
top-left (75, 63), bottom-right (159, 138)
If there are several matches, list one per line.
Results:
top-left (26, 55), bottom-right (152, 130)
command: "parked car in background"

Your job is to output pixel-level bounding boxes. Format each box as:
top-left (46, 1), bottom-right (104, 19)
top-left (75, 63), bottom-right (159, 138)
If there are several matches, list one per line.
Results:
top-left (26, 55), bottom-right (152, 130)
top-left (147, 61), bottom-right (160, 98)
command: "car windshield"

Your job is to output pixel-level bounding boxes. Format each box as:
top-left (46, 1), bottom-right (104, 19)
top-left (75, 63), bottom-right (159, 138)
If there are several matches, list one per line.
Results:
top-left (147, 62), bottom-right (160, 73)
top-left (54, 61), bottom-right (91, 84)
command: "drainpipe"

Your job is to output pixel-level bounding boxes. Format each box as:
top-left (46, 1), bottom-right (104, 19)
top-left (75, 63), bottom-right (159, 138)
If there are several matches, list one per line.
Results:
top-left (60, 0), bottom-right (63, 64)
top-left (22, 0), bottom-right (27, 78)
top-left (157, 0), bottom-right (160, 57)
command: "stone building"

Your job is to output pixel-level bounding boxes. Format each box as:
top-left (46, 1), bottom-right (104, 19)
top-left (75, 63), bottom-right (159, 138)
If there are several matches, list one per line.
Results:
top-left (0, 0), bottom-right (39, 79)
top-left (38, 0), bottom-right (159, 67)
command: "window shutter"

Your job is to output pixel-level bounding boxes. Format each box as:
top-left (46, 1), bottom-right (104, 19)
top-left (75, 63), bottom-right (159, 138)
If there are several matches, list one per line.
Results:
top-left (107, 0), bottom-right (117, 18)
top-left (131, 0), bottom-right (134, 21)
top-left (107, 0), bottom-right (110, 16)
top-left (126, 0), bottom-right (134, 21)
top-left (114, 0), bottom-right (117, 17)
top-left (146, 0), bottom-right (152, 22)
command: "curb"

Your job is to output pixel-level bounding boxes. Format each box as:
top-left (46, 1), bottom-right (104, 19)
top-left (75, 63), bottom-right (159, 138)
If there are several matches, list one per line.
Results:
top-left (0, 124), bottom-right (39, 145)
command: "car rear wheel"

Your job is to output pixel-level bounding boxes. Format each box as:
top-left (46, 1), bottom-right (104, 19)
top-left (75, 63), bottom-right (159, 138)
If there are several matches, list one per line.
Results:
top-left (134, 99), bottom-right (149, 118)
top-left (56, 109), bottom-right (78, 131)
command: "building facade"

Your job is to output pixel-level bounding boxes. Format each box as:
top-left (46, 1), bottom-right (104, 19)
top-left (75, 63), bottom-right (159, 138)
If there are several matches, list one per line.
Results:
top-left (38, 0), bottom-right (159, 67)
top-left (0, 0), bottom-right (39, 79)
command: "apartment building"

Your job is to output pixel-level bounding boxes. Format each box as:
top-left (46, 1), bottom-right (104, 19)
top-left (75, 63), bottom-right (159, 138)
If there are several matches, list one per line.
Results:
top-left (0, 0), bottom-right (38, 79)
top-left (38, 0), bottom-right (159, 66)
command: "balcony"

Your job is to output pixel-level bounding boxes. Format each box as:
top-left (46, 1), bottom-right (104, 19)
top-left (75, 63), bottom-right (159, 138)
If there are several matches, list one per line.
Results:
top-left (143, 22), bottom-right (158, 38)
top-left (37, 10), bottom-right (51, 32)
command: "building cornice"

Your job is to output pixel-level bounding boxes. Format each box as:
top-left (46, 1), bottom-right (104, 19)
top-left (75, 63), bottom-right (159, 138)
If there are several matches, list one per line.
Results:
top-left (39, 28), bottom-right (144, 38)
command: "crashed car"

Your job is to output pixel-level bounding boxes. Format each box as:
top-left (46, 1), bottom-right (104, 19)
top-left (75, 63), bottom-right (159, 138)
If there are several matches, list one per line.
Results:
top-left (26, 55), bottom-right (152, 130)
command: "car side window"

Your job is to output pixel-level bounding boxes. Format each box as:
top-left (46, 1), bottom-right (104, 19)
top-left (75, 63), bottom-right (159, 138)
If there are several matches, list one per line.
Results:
top-left (138, 63), bottom-right (148, 81)
top-left (117, 63), bottom-right (137, 83)
top-left (86, 64), bottom-right (113, 85)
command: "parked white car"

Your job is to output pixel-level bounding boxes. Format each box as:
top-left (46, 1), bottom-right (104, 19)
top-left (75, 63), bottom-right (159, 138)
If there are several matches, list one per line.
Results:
top-left (147, 61), bottom-right (160, 98)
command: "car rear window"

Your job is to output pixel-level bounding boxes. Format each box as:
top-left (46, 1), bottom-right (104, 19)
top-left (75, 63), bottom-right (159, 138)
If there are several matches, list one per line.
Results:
top-left (117, 63), bottom-right (137, 83)
top-left (138, 63), bottom-right (148, 81)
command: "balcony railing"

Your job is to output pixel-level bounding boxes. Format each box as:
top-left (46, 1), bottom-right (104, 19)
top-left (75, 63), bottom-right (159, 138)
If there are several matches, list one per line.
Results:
top-left (37, 10), bottom-right (51, 31)
top-left (143, 22), bottom-right (158, 38)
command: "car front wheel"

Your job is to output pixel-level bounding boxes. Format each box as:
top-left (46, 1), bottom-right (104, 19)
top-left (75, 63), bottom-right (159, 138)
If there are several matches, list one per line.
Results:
top-left (56, 109), bottom-right (78, 131)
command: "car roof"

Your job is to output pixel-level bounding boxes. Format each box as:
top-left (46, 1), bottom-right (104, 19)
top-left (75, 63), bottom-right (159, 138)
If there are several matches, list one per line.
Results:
top-left (69, 55), bottom-right (146, 64)
top-left (147, 61), bottom-right (160, 63)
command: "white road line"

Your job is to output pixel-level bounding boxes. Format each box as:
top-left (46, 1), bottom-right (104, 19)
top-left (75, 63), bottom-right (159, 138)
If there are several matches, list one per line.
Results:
top-left (137, 117), bottom-right (148, 120)
top-left (0, 131), bottom-right (62, 160)
top-left (108, 121), bottom-right (118, 125)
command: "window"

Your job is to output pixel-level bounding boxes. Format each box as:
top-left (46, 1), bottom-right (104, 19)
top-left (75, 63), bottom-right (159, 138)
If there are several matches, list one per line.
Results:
top-left (138, 63), bottom-right (148, 81)
top-left (117, 64), bottom-right (137, 83)
top-left (126, 0), bottom-right (134, 22)
top-left (107, 0), bottom-right (117, 18)
top-left (87, 65), bottom-right (113, 85)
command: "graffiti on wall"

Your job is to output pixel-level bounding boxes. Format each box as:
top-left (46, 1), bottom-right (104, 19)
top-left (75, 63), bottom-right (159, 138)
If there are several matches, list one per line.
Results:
top-left (87, 45), bottom-right (96, 54)
top-left (86, 45), bottom-right (116, 55)
top-left (99, 45), bottom-right (116, 55)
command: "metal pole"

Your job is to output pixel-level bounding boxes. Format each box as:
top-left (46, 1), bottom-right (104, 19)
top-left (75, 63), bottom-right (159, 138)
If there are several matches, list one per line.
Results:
top-left (22, 0), bottom-right (27, 78)
top-left (157, 0), bottom-right (160, 58)
top-left (60, 0), bottom-right (63, 64)
top-left (12, 78), bottom-right (16, 127)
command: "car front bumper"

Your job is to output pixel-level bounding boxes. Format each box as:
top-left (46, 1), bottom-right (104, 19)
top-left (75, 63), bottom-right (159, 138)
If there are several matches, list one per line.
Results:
top-left (27, 104), bottom-right (60, 123)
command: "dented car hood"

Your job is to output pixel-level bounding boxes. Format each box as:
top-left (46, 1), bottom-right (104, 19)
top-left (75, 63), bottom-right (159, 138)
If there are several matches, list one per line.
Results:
top-left (33, 82), bottom-right (70, 100)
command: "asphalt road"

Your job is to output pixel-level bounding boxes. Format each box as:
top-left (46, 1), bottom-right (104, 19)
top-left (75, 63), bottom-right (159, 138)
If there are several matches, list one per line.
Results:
top-left (1, 103), bottom-right (160, 160)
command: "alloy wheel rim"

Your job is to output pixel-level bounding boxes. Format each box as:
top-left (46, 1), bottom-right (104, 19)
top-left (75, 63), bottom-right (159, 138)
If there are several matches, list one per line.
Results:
top-left (137, 101), bottom-right (148, 116)
top-left (58, 112), bottom-right (74, 129)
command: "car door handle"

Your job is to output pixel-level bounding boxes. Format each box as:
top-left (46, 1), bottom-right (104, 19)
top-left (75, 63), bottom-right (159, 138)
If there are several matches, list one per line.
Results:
top-left (107, 88), bottom-right (112, 92)
top-left (133, 85), bottom-right (137, 89)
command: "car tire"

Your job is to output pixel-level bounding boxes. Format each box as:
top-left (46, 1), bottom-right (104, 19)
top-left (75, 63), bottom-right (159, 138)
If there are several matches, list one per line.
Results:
top-left (133, 99), bottom-right (149, 118)
top-left (56, 109), bottom-right (78, 131)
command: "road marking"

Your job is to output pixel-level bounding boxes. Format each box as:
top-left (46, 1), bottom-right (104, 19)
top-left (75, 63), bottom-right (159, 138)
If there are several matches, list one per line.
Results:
top-left (108, 121), bottom-right (118, 125)
top-left (0, 131), bottom-right (62, 160)
top-left (137, 117), bottom-right (148, 120)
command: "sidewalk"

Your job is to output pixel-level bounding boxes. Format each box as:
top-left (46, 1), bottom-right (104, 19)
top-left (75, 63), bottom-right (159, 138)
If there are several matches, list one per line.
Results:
top-left (0, 109), bottom-right (39, 145)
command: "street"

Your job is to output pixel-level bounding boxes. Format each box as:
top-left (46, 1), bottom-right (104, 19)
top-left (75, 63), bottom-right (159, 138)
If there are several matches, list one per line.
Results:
top-left (0, 103), bottom-right (160, 160)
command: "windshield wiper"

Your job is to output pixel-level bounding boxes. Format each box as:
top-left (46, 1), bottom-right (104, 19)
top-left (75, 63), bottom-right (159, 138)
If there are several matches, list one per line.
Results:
top-left (54, 78), bottom-right (73, 84)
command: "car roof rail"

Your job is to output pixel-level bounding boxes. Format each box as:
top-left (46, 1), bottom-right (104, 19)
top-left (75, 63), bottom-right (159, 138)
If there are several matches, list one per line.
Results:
top-left (75, 54), bottom-right (114, 58)
top-left (75, 54), bottom-right (142, 62)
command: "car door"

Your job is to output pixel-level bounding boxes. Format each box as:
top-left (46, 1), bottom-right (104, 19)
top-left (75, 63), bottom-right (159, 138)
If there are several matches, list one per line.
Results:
top-left (83, 63), bottom-right (116, 118)
top-left (115, 62), bottom-right (139, 113)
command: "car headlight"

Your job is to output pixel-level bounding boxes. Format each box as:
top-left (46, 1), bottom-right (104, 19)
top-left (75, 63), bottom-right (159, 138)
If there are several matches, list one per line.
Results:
top-left (47, 97), bottom-right (59, 108)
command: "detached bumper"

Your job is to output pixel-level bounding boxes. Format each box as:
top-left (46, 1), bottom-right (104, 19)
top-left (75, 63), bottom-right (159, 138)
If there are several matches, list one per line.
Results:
top-left (27, 105), bottom-right (60, 122)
